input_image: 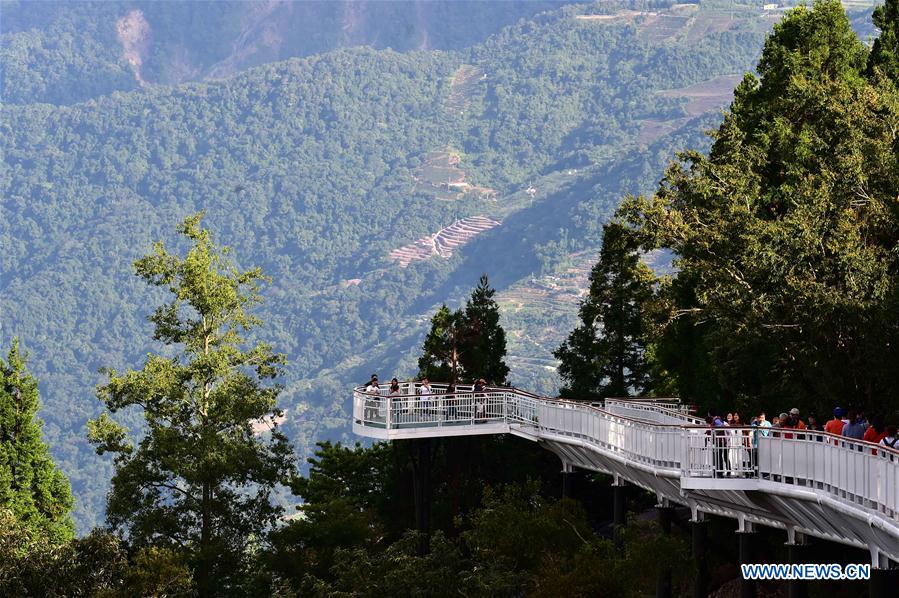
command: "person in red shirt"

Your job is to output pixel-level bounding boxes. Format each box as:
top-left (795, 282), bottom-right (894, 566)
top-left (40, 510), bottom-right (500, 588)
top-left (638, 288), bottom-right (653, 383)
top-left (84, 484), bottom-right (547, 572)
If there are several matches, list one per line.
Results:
top-left (825, 407), bottom-right (846, 435)
top-left (864, 414), bottom-right (887, 444)
top-left (789, 408), bottom-right (806, 430)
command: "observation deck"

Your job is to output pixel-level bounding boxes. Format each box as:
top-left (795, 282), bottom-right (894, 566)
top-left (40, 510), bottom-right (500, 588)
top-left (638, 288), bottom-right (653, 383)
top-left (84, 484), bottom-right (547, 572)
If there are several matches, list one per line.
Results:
top-left (352, 382), bottom-right (899, 565)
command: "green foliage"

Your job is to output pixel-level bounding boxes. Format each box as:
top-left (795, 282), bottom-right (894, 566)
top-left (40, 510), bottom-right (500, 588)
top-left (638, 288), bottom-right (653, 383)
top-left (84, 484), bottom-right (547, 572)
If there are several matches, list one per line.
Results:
top-left (869, 0), bottom-right (899, 79)
top-left (0, 340), bottom-right (74, 545)
top-left (300, 479), bottom-right (691, 598)
top-left (0, 507), bottom-right (195, 597)
top-left (555, 223), bottom-right (656, 399)
top-left (89, 214), bottom-right (296, 596)
top-left (418, 276), bottom-right (509, 384)
top-left (417, 305), bottom-right (461, 382)
top-left (459, 275), bottom-right (510, 385)
top-left (620, 0), bottom-right (899, 414)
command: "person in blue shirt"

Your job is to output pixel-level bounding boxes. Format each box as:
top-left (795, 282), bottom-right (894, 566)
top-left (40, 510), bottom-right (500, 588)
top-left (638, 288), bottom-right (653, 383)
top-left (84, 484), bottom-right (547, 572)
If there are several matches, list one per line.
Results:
top-left (841, 410), bottom-right (868, 440)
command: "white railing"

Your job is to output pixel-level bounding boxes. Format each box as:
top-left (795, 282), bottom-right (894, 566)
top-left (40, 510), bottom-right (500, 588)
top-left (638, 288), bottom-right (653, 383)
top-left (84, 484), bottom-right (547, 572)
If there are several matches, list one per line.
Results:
top-left (758, 429), bottom-right (899, 520)
top-left (353, 382), bottom-right (899, 527)
top-left (605, 398), bottom-right (704, 425)
top-left (684, 426), bottom-right (758, 478)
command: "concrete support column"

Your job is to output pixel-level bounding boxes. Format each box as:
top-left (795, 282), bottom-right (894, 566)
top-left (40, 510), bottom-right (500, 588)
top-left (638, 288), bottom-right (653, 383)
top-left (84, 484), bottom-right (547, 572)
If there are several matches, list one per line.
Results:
top-left (561, 462), bottom-right (576, 499)
top-left (869, 551), bottom-right (899, 598)
top-left (691, 514), bottom-right (709, 598)
top-left (738, 521), bottom-right (758, 598)
top-left (612, 476), bottom-right (627, 550)
top-left (785, 530), bottom-right (809, 598)
top-left (869, 567), bottom-right (899, 598)
top-left (656, 501), bottom-right (676, 598)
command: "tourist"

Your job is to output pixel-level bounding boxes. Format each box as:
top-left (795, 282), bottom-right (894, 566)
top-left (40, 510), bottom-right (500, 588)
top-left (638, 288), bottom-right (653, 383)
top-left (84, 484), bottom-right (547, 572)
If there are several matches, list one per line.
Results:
top-left (806, 414), bottom-right (822, 431)
top-left (474, 378), bottom-right (487, 422)
top-left (879, 426), bottom-right (898, 450)
top-left (446, 381), bottom-right (457, 420)
top-left (730, 412), bottom-right (748, 474)
top-left (864, 414), bottom-right (887, 445)
top-left (364, 378), bottom-right (380, 421)
top-left (778, 412), bottom-right (793, 439)
top-left (389, 377), bottom-right (402, 419)
top-left (825, 408), bottom-right (845, 435)
top-left (419, 378), bottom-right (434, 416)
top-left (841, 410), bottom-right (867, 440)
top-left (788, 408), bottom-right (806, 430)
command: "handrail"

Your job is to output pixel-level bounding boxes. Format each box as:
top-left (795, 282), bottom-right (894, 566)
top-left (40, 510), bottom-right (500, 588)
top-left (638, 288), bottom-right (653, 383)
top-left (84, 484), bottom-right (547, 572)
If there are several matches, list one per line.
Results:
top-left (353, 382), bottom-right (899, 456)
top-left (352, 382), bottom-right (899, 561)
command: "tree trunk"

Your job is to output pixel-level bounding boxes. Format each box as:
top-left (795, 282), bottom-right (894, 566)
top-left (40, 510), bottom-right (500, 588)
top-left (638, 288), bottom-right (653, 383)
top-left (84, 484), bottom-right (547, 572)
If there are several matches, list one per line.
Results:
top-left (199, 481), bottom-right (212, 597)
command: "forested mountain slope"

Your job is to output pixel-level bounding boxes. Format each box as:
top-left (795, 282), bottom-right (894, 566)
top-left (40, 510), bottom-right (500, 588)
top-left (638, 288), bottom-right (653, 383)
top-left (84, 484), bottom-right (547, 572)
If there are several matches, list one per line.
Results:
top-left (2, 1), bottom-right (835, 531)
top-left (0, 0), bottom-right (576, 105)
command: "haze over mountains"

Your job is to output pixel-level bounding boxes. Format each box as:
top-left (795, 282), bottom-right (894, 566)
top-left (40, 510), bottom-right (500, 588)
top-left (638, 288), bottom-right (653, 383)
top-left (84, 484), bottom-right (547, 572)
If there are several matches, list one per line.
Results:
top-left (1, 0), bottom-right (881, 531)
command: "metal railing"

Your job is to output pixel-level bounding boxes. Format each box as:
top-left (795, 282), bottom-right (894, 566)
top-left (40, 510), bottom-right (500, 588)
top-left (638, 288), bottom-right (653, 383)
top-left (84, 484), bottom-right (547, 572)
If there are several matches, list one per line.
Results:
top-left (353, 382), bottom-right (899, 524)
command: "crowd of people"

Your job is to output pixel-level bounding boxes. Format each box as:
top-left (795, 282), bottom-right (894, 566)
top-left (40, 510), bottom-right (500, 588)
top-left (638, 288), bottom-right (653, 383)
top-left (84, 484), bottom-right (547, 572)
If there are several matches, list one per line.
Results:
top-left (361, 374), bottom-right (492, 421)
top-left (704, 406), bottom-right (899, 449)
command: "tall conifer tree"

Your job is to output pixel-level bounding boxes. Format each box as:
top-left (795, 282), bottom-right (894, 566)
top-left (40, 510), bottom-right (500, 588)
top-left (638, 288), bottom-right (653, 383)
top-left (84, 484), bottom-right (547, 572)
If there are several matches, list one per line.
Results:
top-left (88, 214), bottom-right (295, 597)
top-left (869, 0), bottom-right (899, 79)
top-left (0, 339), bottom-right (74, 545)
top-left (619, 0), bottom-right (899, 411)
top-left (554, 223), bottom-right (655, 400)
top-left (458, 275), bottom-right (510, 385)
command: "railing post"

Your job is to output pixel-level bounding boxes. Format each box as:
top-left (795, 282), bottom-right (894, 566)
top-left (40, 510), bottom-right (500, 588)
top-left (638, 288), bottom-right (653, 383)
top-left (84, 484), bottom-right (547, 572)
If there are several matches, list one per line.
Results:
top-left (386, 397), bottom-right (392, 430)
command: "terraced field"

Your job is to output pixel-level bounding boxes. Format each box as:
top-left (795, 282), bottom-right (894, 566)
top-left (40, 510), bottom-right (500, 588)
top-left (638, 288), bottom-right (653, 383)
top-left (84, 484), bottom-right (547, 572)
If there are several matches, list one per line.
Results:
top-left (388, 216), bottom-right (501, 266)
top-left (658, 74), bottom-right (744, 116)
top-left (446, 64), bottom-right (484, 116)
top-left (413, 149), bottom-right (497, 201)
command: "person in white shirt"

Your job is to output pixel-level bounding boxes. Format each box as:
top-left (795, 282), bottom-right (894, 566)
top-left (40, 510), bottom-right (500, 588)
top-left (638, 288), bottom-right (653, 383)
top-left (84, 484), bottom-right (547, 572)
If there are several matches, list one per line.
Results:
top-left (418, 378), bottom-right (433, 417)
top-left (364, 379), bottom-right (380, 420)
top-left (880, 425), bottom-right (898, 450)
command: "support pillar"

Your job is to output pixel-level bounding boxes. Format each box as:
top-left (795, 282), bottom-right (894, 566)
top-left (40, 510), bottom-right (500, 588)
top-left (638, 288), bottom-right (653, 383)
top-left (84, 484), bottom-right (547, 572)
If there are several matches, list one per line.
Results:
top-left (612, 476), bottom-right (627, 550)
top-left (656, 500), bottom-right (676, 598)
top-left (785, 529), bottom-right (809, 598)
top-left (691, 514), bottom-right (709, 598)
top-left (561, 462), bottom-right (576, 499)
top-left (411, 438), bottom-right (432, 556)
top-left (869, 567), bottom-right (899, 598)
top-left (869, 551), bottom-right (899, 598)
top-left (738, 521), bottom-right (758, 598)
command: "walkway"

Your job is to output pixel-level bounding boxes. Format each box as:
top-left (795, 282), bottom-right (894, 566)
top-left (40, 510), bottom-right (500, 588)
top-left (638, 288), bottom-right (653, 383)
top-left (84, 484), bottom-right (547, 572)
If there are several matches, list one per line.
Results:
top-left (352, 382), bottom-right (899, 566)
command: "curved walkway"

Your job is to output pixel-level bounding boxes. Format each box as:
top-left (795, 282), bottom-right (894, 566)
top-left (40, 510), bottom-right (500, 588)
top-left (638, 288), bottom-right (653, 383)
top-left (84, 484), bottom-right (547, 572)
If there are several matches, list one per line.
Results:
top-left (352, 382), bottom-right (899, 565)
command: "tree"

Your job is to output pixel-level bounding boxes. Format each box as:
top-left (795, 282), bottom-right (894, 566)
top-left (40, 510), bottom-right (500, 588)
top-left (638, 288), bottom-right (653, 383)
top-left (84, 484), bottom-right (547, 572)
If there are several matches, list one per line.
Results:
top-left (458, 274), bottom-right (510, 385)
top-left (554, 223), bottom-right (656, 400)
top-left (417, 305), bottom-right (463, 382)
top-left (88, 213), bottom-right (296, 596)
top-left (0, 339), bottom-right (74, 545)
top-left (869, 0), bottom-right (899, 80)
top-left (417, 276), bottom-right (510, 385)
top-left (619, 0), bottom-right (899, 413)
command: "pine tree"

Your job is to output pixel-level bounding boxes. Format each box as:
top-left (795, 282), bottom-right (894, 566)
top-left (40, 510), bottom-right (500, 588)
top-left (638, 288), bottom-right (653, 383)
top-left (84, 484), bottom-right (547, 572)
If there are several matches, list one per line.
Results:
top-left (554, 223), bottom-right (655, 400)
top-left (458, 275), bottom-right (510, 385)
top-left (88, 213), bottom-right (295, 597)
top-left (0, 339), bottom-right (74, 545)
top-left (869, 0), bottom-right (899, 79)
top-left (619, 0), bottom-right (899, 412)
top-left (417, 277), bottom-right (511, 385)
top-left (417, 305), bottom-right (462, 382)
